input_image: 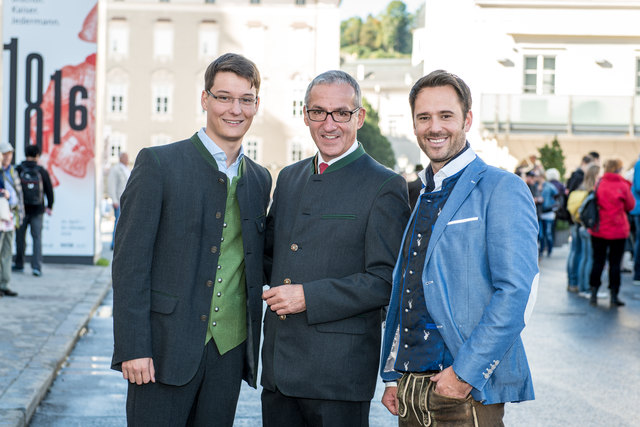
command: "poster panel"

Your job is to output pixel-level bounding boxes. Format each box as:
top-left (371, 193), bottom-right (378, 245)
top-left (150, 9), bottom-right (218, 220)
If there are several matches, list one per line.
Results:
top-left (2, 0), bottom-right (97, 260)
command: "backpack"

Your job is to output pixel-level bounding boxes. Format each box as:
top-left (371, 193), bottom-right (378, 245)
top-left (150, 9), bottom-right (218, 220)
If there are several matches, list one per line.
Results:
top-left (578, 184), bottom-right (600, 231)
top-left (19, 164), bottom-right (44, 206)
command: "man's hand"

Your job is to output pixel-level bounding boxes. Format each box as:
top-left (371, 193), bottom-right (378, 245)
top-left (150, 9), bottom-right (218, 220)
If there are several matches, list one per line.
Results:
top-left (262, 284), bottom-right (306, 315)
top-left (45, 208), bottom-right (52, 216)
top-left (113, 202), bottom-right (120, 209)
top-left (430, 366), bottom-right (472, 399)
top-left (122, 357), bottom-right (155, 385)
top-left (381, 386), bottom-right (399, 415)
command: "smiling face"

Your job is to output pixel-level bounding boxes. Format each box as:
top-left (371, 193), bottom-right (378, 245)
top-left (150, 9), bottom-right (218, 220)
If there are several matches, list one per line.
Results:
top-left (303, 83), bottom-right (365, 162)
top-left (201, 71), bottom-right (259, 148)
top-left (413, 85), bottom-right (472, 173)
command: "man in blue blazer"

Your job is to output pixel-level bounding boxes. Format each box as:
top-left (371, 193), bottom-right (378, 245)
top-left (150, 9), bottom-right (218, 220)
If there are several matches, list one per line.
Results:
top-left (261, 70), bottom-right (410, 426)
top-left (380, 70), bottom-right (539, 426)
top-left (111, 53), bottom-right (271, 426)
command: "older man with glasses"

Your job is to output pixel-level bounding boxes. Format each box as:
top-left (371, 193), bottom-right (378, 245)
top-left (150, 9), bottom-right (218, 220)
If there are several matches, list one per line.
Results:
top-left (260, 70), bottom-right (410, 427)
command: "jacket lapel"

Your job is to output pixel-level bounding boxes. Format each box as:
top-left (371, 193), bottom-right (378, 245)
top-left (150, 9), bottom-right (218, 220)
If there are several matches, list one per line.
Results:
top-left (424, 157), bottom-right (487, 265)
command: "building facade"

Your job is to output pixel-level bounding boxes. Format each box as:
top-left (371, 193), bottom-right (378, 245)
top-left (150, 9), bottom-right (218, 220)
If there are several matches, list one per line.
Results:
top-left (101, 0), bottom-right (340, 176)
top-left (415, 0), bottom-right (640, 174)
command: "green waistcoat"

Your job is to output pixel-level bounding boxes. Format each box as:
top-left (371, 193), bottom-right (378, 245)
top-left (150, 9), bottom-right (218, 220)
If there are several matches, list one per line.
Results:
top-left (205, 164), bottom-right (247, 355)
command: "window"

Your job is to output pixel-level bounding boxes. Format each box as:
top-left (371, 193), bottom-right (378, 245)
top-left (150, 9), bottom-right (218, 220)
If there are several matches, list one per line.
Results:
top-left (199, 21), bottom-right (219, 60)
top-left (108, 133), bottom-right (126, 163)
top-left (154, 21), bottom-right (174, 60)
top-left (292, 87), bottom-right (305, 118)
top-left (107, 84), bottom-right (127, 115)
top-left (523, 55), bottom-right (555, 94)
top-left (108, 20), bottom-right (129, 58)
top-left (152, 85), bottom-right (172, 116)
top-left (250, 0), bottom-right (260, 4)
top-left (288, 139), bottom-right (304, 164)
top-left (205, 0), bottom-right (215, 3)
top-left (151, 134), bottom-right (172, 146)
top-left (295, 0), bottom-right (306, 4)
top-left (245, 138), bottom-right (261, 162)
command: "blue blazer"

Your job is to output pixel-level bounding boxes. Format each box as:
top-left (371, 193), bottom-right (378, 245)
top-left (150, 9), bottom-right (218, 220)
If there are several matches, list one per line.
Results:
top-left (380, 156), bottom-right (539, 404)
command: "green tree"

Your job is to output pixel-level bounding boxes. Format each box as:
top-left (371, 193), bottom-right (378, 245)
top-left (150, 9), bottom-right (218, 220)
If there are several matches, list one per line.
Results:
top-left (340, 17), bottom-right (362, 48)
top-left (358, 98), bottom-right (396, 168)
top-left (380, 1), bottom-right (413, 54)
top-left (538, 136), bottom-right (566, 179)
top-left (359, 15), bottom-right (383, 52)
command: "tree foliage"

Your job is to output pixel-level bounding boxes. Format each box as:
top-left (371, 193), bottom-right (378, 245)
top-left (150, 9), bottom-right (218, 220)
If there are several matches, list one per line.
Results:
top-left (358, 98), bottom-right (396, 168)
top-left (538, 136), bottom-right (566, 179)
top-left (340, 1), bottom-right (415, 59)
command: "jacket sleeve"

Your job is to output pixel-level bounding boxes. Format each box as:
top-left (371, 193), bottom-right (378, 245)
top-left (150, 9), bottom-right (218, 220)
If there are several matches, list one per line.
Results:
top-left (40, 167), bottom-right (54, 209)
top-left (303, 174), bottom-right (410, 324)
top-left (111, 148), bottom-right (163, 369)
top-left (451, 174), bottom-right (539, 391)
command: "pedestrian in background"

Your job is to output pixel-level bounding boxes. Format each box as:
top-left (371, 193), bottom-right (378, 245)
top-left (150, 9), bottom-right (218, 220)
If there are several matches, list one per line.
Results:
top-left (567, 164), bottom-right (600, 295)
top-left (111, 53), bottom-right (271, 426)
top-left (13, 145), bottom-right (54, 277)
top-left (539, 169), bottom-right (559, 257)
top-left (260, 70), bottom-right (409, 427)
top-left (0, 142), bottom-right (23, 297)
top-left (629, 153), bottom-right (640, 285)
top-left (380, 70), bottom-right (538, 426)
top-left (107, 152), bottom-right (130, 250)
top-left (407, 163), bottom-right (424, 210)
top-left (589, 158), bottom-right (635, 307)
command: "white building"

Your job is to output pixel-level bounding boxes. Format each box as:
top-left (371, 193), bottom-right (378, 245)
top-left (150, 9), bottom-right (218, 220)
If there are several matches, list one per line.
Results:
top-left (101, 0), bottom-right (341, 175)
top-left (414, 0), bottom-right (640, 174)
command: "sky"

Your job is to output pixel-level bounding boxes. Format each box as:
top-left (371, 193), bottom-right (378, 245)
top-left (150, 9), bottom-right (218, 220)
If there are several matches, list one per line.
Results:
top-left (338, 0), bottom-right (424, 20)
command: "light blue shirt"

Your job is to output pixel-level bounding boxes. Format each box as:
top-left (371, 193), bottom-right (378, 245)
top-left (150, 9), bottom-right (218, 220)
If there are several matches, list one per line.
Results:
top-left (197, 128), bottom-right (244, 179)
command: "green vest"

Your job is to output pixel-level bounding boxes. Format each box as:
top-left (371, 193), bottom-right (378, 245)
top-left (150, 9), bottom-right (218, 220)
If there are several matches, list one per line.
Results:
top-left (205, 163), bottom-right (247, 355)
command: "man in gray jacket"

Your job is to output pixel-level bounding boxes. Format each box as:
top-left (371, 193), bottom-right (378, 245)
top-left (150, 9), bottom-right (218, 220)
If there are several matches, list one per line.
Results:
top-left (261, 70), bottom-right (410, 427)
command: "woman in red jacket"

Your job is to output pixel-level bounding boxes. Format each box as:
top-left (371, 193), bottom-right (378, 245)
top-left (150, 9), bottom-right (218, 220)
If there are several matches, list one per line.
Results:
top-left (589, 158), bottom-right (635, 307)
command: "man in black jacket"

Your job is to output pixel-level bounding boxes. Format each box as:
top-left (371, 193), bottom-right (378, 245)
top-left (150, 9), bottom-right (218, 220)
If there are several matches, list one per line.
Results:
top-left (13, 144), bottom-right (54, 277)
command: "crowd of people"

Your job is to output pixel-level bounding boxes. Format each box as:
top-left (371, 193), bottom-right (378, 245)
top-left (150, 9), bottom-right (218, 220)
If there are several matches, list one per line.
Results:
top-left (0, 143), bottom-right (54, 299)
top-left (519, 150), bottom-right (638, 308)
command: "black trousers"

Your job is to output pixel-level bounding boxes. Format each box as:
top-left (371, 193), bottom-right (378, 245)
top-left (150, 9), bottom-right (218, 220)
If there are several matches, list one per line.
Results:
top-left (262, 388), bottom-right (370, 427)
top-left (126, 340), bottom-right (245, 427)
top-left (590, 236), bottom-right (626, 296)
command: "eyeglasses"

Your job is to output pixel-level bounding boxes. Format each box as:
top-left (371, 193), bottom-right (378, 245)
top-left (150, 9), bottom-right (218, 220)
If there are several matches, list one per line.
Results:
top-left (306, 107), bottom-right (361, 123)
top-left (206, 90), bottom-right (257, 106)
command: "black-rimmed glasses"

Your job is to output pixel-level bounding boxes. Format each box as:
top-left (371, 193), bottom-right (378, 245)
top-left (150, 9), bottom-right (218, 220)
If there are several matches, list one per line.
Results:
top-left (207, 90), bottom-right (257, 106)
top-left (306, 107), bottom-right (361, 123)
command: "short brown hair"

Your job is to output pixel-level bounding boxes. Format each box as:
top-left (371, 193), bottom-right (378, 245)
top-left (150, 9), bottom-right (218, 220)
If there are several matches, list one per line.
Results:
top-left (409, 70), bottom-right (472, 117)
top-left (204, 53), bottom-right (261, 95)
top-left (603, 158), bottom-right (623, 174)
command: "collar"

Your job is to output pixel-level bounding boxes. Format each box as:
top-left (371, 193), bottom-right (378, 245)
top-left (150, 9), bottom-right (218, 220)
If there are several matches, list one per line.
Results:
top-left (198, 127), bottom-right (244, 173)
top-left (316, 139), bottom-right (358, 173)
top-left (420, 142), bottom-right (476, 192)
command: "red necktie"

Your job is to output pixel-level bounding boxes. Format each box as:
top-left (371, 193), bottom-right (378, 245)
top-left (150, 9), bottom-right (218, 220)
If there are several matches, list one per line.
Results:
top-left (319, 162), bottom-right (329, 174)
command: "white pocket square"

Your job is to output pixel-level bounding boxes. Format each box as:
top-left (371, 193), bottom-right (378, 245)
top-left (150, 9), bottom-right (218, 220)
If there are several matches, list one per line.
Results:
top-left (447, 217), bottom-right (479, 225)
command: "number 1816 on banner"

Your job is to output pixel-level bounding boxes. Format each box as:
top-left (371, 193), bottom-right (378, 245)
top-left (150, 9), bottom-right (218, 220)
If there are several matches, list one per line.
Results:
top-left (3, 37), bottom-right (88, 150)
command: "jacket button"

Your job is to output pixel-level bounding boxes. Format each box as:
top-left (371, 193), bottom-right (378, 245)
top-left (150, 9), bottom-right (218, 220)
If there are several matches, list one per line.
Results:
top-left (283, 278), bottom-right (292, 285)
top-left (216, 212), bottom-right (222, 219)
top-left (217, 278), bottom-right (223, 283)
top-left (212, 321), bottom-right (217, 326)
top-left (214, 307), bottom-right (219, 312)
top-left (290, 243), bottom-right (298, 251)
top-left (206, 280), bottom-right (213, 287)
top-left (211, 246), bottom-right (218, 253)
top-left (217, 292), bottom-right (222, 297)
top-left (218, 178), bottom-right (225, 184)
top-left (200, 315), bottom-right (207, 321)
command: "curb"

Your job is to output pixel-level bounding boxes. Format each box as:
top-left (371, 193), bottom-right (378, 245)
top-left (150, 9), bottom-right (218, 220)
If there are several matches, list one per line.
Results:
top-left (0, 269), bottom-right (112, 427)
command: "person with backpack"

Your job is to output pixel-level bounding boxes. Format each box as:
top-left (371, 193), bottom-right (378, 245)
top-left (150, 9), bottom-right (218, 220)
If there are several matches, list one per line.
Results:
top-left (13, 144), bottom-right (54, 277)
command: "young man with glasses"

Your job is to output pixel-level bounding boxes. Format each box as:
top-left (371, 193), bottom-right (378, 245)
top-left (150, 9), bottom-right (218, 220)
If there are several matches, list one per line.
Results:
top-left (260, 70), bottom-right (410, 426)
top-left (111, 53), bottom-right (271, 426)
